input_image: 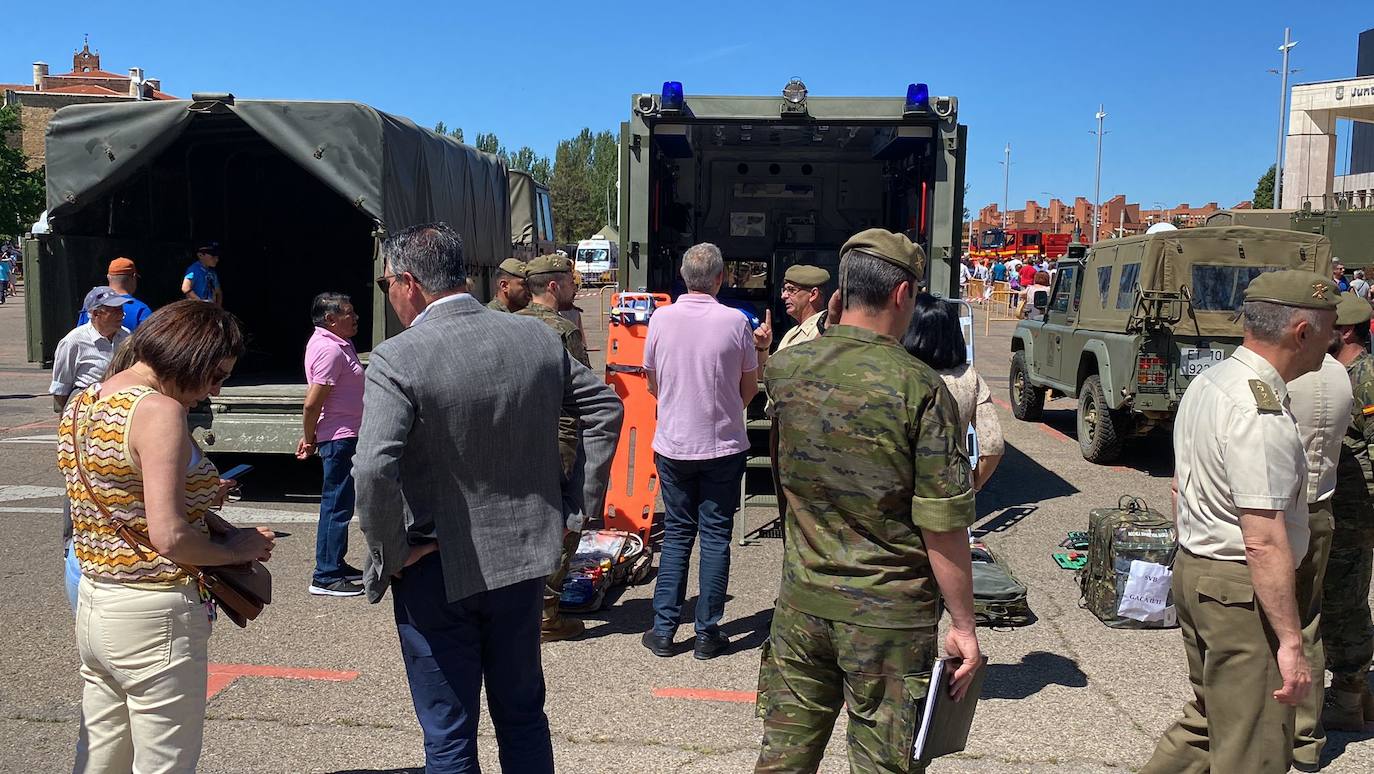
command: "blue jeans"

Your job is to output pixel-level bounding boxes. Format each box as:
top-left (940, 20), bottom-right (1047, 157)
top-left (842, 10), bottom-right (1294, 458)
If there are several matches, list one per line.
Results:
top-left (393, 554), bottom-right (553, 774)
top-left (313, 437), bottom-right (357, 585)
top-left (651, 452), bottom-right (747, 638)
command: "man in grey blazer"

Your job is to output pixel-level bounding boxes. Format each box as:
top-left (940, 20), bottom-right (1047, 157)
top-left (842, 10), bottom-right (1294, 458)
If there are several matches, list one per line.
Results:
top-left (354, 223), bottom-right (623, 774)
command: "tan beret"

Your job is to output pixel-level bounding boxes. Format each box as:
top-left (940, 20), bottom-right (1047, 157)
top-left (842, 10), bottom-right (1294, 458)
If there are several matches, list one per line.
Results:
top-left (1241, 270), bottom-right (1338, 311)
top-left (524, 253), bottom-right (573, 276)
top-left (1336, 291), bottom-right (1373, 326)
top-left (839, 228), bottom-right (926, 281)
top-left (497, 258), bottom-right (527, 278)
top-left (783, 264), bottom-right (830, 288)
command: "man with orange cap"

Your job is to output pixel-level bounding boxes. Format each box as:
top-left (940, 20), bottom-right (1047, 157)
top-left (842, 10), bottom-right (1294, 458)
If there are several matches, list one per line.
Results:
top-left (76, 257), bottom-right (152, 331)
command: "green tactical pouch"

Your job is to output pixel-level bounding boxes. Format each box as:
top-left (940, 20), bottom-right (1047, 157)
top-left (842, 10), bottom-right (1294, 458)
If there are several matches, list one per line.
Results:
top-left (971, 542), bottom-right (1034, 627)
top-left (1079, 496), bottom-right (1179, 629)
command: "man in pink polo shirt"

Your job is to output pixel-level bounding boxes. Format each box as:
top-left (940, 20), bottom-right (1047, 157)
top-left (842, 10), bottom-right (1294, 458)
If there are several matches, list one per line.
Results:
top-left (641, 242), bottom-right (773, 660)
top-left (296, 292), bottom-right (367, 597)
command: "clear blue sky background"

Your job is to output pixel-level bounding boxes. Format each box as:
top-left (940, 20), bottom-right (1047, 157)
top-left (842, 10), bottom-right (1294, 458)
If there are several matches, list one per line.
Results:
top-left (5, 1), bottom-right (1371, 213)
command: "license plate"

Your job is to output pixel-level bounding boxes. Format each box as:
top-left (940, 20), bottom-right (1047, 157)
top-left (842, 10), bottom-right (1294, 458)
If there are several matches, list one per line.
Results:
top-left (1180, 347), bottom-right (1224, 376)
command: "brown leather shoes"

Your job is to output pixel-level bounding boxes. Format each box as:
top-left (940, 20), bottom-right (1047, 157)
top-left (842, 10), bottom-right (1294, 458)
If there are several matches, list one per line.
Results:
top-left (540, 615), bottom-right (585, 643)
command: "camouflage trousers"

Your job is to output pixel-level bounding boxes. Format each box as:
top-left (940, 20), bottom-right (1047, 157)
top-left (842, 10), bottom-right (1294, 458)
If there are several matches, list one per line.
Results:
top-left (1320, 544), bottom-right (1373, 691)
top-left (755, 602), bottom-right (935, 774)
top-left (543, 529), bottom-right (583, 621)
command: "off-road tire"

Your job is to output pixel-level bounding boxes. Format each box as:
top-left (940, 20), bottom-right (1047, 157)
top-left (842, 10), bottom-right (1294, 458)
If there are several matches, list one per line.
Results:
top-left (1077, 375), bottom-right (1125, 464)
top-left (1009, 351), bottom-right (1045, 421)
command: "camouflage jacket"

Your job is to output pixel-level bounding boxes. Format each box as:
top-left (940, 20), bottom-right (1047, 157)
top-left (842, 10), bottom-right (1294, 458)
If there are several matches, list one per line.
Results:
top-left (486, 296), bottom-right (515, 313)
top-left (519, 300), bottom-right (590, 475)
top-left (1334, 351), bottom-right (1374, 547)
top-left (765, 324), bottom-right (975, 629)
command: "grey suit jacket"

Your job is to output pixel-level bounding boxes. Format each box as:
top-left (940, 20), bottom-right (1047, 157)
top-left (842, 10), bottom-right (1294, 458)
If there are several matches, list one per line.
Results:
top-left (354, 294), bottom-right (624, 604)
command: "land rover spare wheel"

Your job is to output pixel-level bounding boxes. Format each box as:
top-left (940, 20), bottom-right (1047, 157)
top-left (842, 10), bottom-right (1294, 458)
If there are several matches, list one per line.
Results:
top-left (1009, 351), bottom-right (1045, 421)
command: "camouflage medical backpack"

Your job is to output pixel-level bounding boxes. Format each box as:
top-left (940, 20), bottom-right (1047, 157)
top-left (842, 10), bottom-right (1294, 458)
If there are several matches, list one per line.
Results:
top-left (1079, 496), bottom-right (1178, 629)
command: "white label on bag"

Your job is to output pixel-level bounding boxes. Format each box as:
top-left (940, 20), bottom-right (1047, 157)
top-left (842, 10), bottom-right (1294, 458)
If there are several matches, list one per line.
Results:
top-left (1118, 560), bottom-right (1173, 622)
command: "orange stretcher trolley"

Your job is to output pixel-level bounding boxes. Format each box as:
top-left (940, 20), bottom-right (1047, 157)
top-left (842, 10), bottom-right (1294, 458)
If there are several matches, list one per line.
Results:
top-left (602, 292), bottom-right (671, 539)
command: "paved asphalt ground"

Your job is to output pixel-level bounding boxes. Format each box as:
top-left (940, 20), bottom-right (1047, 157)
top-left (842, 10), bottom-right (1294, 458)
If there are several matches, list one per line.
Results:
top-left (2, 286), bottom-right (1373, 772)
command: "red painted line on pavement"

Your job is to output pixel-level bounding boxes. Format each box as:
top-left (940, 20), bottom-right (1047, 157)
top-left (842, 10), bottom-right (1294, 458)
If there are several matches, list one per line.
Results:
top-left (1038, 423), bottom-right (1073, 444)
top-left (652, 687), bottom-right (756, 704)
top-left (991, 397), bottom-right (1012, 411)
top-left (0, 419), bottom-right (58, 433)
top-left (206, 662), bottom-right (360, 700)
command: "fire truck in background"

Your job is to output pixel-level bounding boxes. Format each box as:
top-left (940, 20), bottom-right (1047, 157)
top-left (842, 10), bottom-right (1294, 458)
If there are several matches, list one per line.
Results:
top-left (970, 227), bottom-right (1072, 262)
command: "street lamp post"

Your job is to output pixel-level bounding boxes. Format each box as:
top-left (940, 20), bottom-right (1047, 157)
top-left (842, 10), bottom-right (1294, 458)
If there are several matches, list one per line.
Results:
top-left (1040, 191), bottom-right (1058, 232)
top-left (1271, 28), bottom-right (1298, 209)
top-left (1091, 105), bottom-right (1107, 243)
top-left (1000, 143), bottom-right (1011, 229)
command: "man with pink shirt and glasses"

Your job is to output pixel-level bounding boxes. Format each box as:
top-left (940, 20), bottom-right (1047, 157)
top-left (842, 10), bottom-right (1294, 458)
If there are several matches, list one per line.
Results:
top-left (297, 291), bottom-right (368, 597)
top-left (641, 243), bottom-right (773, 660)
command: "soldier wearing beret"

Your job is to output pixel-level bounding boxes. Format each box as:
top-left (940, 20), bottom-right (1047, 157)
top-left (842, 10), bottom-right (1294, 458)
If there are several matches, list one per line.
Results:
top-left (518, 253), bottom-right (592, 643)
top-left (487, 258), bottom-right (531, 313)
top-left (1320, 291), bottom-right (1374, 733)
top-left (756, 228), bottom-right (982, 773)
top-left (1145, 270), bottom-right (1338, 774)
top-left (775, 264), bottom-right (831, 352)
top-left (1287, 293), bottom-right (1362, 767)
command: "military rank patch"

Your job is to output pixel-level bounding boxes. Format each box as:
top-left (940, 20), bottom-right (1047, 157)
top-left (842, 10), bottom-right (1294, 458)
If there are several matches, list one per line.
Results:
top-left (1249, 379), bottom-right (1282, 414)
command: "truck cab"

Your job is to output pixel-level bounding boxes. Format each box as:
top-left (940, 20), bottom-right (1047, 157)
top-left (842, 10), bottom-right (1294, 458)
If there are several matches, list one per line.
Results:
top-left (1010, 226), bottom-right (1333, 463)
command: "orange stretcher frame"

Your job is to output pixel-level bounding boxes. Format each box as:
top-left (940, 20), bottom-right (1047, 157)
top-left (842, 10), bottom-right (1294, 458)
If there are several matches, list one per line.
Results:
top-left (603, 292), bottom-right (671, 539)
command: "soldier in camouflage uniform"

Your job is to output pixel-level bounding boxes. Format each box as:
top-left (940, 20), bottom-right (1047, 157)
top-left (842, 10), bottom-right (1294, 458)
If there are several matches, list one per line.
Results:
top-left (757, 229), bottom-right (982, 774)
top-left (1323, 293), bottom-right (1374, 730)
top-left (487, 258), bottom-right (531, 313)
top-left (520, 253), bottom-right (593, 642)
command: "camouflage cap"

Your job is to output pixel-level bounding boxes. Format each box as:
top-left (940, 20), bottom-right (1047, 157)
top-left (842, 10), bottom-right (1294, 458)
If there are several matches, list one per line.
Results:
top-left (783, 264), bottom-right (830, 288)
top-left (524, 253), bottom-right (573, 276)
top-left (1336, 291), bottom-right (1374, 326)
top-left (1242, 270), bottom-right (1338, 311)
top-left (839, 228), bottom-right (926, 280)
top-left (497, 258), bottom-right (528, 278)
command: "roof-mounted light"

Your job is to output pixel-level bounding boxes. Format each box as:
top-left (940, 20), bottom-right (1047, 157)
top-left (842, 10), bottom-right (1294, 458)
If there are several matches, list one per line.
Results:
top-left (661, 81), bottom-right (685, 113)
top-left (904, 83), bottom-right (930, 116)
top-left (781, 77), bottom-right (808, 117)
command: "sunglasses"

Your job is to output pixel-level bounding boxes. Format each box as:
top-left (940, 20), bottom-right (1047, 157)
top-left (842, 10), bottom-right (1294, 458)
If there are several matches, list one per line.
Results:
top-left (375, 273), bottom-right (401, 293)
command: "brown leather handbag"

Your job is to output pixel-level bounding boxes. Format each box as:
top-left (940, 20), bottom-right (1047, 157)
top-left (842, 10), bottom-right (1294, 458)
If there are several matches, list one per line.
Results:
top-left (68, 396), bottom-right (272, 627)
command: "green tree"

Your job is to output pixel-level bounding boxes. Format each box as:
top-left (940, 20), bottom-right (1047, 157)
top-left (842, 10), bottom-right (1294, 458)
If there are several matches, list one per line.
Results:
top-left (1253, 165), bottom-right (1275, 209)
top-left (550, 128), bottom-right (620, 242)
top-left (474, 132), bottom-right (505, 158)
top-left (432, 121), bottom-right (464, 143)
top-left (0, 106), bottom-right (44, 240)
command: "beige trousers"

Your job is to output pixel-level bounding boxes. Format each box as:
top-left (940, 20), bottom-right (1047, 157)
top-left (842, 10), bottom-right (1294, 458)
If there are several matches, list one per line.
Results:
top-left (73, 576), bottom-right (212, 774)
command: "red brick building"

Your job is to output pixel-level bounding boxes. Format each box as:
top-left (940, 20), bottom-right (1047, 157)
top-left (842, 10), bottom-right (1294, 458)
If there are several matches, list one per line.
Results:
top-left (2, 39), bottom-right (175, 169)
top-left (970, 196), bottom-right (1250, 245)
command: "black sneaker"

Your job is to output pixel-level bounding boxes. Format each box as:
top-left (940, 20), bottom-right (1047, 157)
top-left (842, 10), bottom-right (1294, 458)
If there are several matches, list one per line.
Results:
top-left (339, 563), bottom-right (365, 582)
top-left (309, 579), bottom-right (364, 597)
top-left (641, 630), bottom-right (674, 657)
top-left (693, 631), bottom-right (730, 660)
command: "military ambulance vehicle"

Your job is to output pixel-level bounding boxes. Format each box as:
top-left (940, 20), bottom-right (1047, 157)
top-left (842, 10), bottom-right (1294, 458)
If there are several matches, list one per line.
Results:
top-left (615, 79), bottom-right (967, 512)
top-left (26, 94), bottom-right (527, 454)
top-left (1010, 226), bottom-right (1332, 464)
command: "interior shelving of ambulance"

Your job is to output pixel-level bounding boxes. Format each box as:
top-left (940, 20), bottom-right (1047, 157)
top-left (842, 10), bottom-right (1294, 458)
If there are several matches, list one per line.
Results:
top-left (627, 79), bottom-right (963, 337)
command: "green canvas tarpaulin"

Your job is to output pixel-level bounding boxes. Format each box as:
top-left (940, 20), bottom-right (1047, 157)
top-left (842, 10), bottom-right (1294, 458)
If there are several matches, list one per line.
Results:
top-left (43, 98), bottom-right (510, 267)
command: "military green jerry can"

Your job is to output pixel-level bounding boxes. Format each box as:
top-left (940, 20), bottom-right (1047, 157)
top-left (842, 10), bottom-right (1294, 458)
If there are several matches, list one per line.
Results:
top-left (1080, 496), bottom-right (1178, 629)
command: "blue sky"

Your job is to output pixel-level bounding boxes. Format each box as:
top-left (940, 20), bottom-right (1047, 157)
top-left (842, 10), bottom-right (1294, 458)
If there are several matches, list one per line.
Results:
top-left (5, 1), bottom-right (1371, 213)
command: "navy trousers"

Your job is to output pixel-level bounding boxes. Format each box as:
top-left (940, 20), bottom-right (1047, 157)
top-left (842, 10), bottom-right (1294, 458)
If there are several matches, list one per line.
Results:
top-left (651, 451), bottom-right (747, 638)
top-left (313, 437), bottom-right (357, 585)
top-left (392, 553), bottom-right (553, 773)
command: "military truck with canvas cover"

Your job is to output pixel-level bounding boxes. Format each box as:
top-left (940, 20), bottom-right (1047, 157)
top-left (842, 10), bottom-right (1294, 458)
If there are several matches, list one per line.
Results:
top-left (1205, 207), bottom-right (1374, 270)
top-left (1010, 226), bottom-right (1332, 463)
top-left (28, 95), bottom-right (512, 454)
top-left (615, 81), bottom-right (967, 506)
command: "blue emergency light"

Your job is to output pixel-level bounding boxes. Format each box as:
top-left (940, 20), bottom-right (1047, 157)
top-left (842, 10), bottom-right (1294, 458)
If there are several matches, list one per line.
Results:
top-left (904, 82), bottom-right (930, 114)
top-left (661, 81), bottom-right (685, 112)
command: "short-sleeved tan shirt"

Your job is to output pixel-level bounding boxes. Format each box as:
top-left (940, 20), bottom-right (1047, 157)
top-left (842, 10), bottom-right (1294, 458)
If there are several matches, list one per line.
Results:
top-left (1287, 353), bottom-right (1354, 504)
top-left (776, 310), bottom-right (826, 352)
top-left (1174, 346), bottom-right (1309, 566)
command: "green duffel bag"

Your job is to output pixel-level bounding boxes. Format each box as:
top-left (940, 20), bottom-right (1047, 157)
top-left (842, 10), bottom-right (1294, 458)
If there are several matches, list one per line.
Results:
top-left (971, 542), bottom-right (1034, 627)
top-left (1079, 496), bottom-right (1178, 629)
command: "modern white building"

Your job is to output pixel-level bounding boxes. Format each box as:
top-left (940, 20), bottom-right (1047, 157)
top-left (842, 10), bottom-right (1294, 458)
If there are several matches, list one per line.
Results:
top-left (1282, 76), bottom-right (1374, 210)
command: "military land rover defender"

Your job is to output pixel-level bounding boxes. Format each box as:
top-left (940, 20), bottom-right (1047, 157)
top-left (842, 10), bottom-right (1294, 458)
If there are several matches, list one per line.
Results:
top-left (1009, 226), bottom-right (1333, 463)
